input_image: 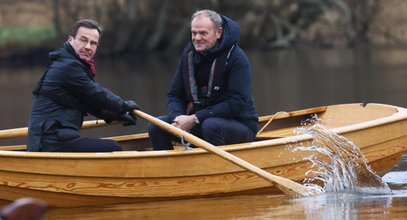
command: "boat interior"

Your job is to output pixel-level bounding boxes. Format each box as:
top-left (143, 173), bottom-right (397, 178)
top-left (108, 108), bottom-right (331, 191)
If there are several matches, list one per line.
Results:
top-left (0, 103), bottom-right (402, 152)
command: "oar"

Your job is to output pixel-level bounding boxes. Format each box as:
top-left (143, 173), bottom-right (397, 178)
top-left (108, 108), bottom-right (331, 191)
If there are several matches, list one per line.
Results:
top-left (133, 109), bottom-right (317, 197)
top-left (0, 120), bottom-right (114, 140)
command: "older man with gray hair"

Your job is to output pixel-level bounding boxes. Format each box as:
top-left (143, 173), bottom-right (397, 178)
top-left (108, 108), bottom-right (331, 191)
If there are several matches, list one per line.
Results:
top-left (148, 10), bottom-right (258, 150)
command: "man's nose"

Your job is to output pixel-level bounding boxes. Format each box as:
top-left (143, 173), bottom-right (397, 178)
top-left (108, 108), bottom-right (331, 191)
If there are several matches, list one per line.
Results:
top-left (84, 41), bottom-right (92, 49)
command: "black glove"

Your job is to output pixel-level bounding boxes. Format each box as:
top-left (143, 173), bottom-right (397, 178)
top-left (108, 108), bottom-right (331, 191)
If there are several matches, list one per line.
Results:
top-left (122, 100), bottom-right (140, 113)
top-left (118, 111), bottom-right (137, 126)
top-left (98, 109), bottom-right (116, 124)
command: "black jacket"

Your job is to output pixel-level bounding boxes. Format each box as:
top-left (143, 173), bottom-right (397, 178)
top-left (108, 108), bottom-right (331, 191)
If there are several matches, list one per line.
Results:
top-left (27, 42), bottom-right (125, 151)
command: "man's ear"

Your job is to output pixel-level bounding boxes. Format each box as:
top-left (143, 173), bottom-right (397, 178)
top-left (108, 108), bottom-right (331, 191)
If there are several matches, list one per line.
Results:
top-left (67, 35), bottom-right (74, 43)
top-left (216, 27), bottom-right (223, 39)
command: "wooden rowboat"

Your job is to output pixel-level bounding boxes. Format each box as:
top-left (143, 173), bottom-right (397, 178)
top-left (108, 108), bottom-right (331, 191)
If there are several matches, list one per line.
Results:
top-left (0, 103), bottom-right (406, 207)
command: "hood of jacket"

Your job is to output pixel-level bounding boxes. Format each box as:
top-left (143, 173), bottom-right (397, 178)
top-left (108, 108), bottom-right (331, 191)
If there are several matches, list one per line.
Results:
top-left (207, 15), bottom-right (240, 55)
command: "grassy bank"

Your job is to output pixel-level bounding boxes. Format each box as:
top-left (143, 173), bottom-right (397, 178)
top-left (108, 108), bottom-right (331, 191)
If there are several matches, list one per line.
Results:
top-left (0, 26), bottom-right (56, 48)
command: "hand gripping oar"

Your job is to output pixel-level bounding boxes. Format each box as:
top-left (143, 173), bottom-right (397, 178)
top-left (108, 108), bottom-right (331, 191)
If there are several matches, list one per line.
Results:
top-left (133, 109), bottom-right (318, 197)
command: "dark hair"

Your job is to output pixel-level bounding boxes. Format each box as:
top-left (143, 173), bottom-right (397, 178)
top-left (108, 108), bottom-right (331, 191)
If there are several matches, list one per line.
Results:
top-left (69, 19), bottom-right (102, 37)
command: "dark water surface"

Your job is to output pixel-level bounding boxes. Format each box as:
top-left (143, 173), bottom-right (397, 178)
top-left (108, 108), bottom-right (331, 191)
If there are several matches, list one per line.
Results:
top-left (1, 46), bottom-right (407, 219)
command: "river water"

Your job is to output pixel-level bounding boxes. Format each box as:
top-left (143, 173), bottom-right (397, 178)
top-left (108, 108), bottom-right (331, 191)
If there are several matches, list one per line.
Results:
top-left (0, 46), bottom-right (406, 219)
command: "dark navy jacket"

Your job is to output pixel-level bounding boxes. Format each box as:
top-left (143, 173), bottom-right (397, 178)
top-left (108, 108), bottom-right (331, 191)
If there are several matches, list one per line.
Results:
top-left (27, 42), bottom-right (125, 151)
top-left (167, 15), bottom-right (258, 133)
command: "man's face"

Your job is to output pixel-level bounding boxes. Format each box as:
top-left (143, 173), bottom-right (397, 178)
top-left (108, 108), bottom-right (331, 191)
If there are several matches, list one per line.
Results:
top-left (68, 27), bottom-right (99, 62)
top-left (191, 15), bottom-right (223, 53)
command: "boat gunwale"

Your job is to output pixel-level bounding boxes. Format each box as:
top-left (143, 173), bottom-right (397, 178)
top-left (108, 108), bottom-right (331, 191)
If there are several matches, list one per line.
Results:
top-left (0, 103), bottom-right (406, 159)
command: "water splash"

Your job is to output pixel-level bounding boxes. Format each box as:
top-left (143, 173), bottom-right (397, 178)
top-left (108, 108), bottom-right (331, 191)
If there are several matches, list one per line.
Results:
top-left (292, 115), bottom-right (392, 195)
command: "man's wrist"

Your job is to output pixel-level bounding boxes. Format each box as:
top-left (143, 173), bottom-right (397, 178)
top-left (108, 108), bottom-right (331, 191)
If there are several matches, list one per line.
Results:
top-left (194, 115), bottom-right (200, 124)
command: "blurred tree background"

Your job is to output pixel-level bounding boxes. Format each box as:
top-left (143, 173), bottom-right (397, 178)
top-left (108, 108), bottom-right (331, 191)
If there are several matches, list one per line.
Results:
top-left (0, 0), bottom-right (406, 60)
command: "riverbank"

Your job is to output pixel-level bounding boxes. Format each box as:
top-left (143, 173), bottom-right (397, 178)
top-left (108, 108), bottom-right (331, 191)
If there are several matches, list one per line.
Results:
top-left (0, 0), bottom-right (406, 59)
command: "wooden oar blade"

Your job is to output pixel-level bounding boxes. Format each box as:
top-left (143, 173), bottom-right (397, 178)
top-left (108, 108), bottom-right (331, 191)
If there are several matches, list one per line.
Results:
top-left (271, 175), bottom-right (317, 197)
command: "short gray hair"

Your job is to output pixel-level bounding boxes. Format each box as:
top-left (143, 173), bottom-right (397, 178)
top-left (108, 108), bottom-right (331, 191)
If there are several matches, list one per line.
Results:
top-left (191, 10), bottom-right (223, 29)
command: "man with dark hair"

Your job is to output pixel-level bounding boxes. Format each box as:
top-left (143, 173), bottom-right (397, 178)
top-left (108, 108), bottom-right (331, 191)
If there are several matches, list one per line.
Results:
top-left (148, 10), bottom-right (258, 150)
top-left (27, 19), bottom-right (139, 152)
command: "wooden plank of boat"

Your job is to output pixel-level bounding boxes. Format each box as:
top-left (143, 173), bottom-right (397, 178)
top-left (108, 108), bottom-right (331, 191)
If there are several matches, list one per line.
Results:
top-left (0, 103), bottom-right (405, 207)
top-left (257, 106), bottom-right (327, 133)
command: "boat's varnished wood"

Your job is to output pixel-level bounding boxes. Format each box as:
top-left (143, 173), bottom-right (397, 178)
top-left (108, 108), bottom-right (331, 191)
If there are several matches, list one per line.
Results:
top-left (0, 120), bottom-right (113, 140)
top-left (0, 148), bottom-right (404, 200)
top-left (257, 106), bottom-right (327, 124)
top-left (0, 146), bottom-right (402, 207)
top-left (0, 104), bottom-right (406, 176)
top-left (319, 103), bottom-right (399, 129)
top-left (0, 145), bottom-right (26, 151)
top-left (0, 103), bottom-right (406, 206)
top-left (0, 133), bottom-right (150, 152)
top-left (256, 127), bottom-right (305, 139)
top-left (0, 135), bottom-right (404, 198)
top-left (0, 185), bottom-right (152, 207)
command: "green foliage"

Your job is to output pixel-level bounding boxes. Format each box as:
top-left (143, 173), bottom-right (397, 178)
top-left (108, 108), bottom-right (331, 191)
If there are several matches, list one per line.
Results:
top-left (0, 26), bottom-right (56, 47)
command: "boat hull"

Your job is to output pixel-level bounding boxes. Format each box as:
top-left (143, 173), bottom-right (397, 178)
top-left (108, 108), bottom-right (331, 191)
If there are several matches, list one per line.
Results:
top-left (0, 103), bottom-right (406, 207)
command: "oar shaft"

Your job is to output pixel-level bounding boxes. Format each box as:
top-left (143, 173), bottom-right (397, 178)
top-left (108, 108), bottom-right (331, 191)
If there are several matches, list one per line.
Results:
top-left (0, 120), bottom-right (112, 140)
top-left (134, 110), bottom-right (315, 197)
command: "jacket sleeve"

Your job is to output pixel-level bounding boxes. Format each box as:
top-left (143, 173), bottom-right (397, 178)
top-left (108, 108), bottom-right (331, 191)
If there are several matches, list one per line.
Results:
top-left (57, 63), bottom-right (125, 114)
top-left (195, 47), bottom-right (252, 122)
top-left (167, 62), bottom-right (188, 122)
